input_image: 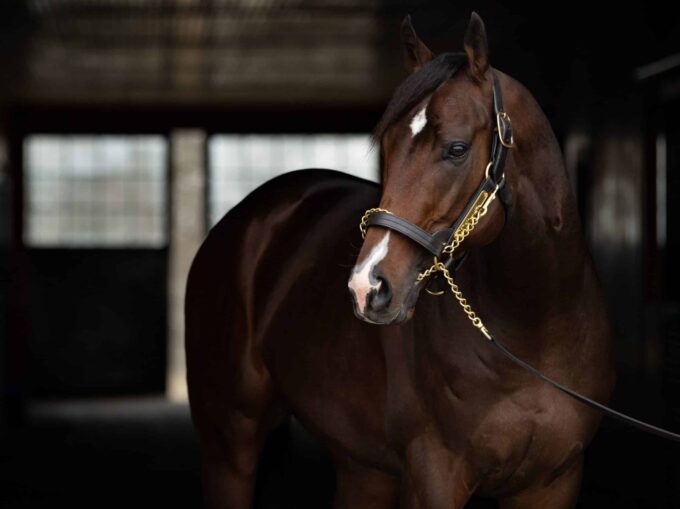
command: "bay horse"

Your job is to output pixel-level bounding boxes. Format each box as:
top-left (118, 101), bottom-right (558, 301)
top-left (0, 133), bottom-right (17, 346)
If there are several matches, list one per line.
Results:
top-left (186, 12), bottom-right (615, 509)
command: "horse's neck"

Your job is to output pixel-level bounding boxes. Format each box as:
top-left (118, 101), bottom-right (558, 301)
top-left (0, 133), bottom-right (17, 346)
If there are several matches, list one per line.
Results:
top-left (471, 86), bottom-right (592, 339)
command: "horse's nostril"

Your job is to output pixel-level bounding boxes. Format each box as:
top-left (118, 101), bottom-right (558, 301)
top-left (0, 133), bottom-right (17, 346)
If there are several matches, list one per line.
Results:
top-left (368, 276), bottom-right (392, 313)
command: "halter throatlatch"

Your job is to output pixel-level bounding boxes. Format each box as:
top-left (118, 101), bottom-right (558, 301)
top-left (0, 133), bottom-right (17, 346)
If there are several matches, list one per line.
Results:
top-left (357, 70), bottom-right (680, 443)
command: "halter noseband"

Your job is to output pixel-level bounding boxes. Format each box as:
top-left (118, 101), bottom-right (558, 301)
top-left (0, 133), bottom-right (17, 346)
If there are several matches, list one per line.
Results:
top-left (360, 70), bottom-right (514, 266)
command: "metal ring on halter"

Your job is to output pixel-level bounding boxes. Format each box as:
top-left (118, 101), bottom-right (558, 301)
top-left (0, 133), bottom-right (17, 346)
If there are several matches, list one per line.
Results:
top-left (425, 288), bottom-right (445, 296)
top-left (484, 160), bottom-right (494, 179)
top-left (484, 160), bottom-right (506, 194)
top-left (496, 111), bottom-right (515, 149)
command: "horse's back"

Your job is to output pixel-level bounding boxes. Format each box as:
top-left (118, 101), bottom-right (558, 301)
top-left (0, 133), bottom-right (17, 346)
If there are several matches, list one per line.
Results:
top-left (186, 168), bottom-right (378, 342)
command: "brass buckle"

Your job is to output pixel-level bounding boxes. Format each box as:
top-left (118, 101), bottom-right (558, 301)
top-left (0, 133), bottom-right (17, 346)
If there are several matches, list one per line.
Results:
top-left (496, 111), bottom-right (515, 149)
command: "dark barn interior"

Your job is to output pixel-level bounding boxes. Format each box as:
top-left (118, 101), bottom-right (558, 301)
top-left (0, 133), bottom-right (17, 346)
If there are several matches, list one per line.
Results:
top-left (1, 1), bottom-right (680, 507)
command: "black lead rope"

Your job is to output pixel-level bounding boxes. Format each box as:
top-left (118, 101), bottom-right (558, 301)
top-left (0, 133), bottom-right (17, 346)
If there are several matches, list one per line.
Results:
top-left (487, 335), bottom-right (680, 443)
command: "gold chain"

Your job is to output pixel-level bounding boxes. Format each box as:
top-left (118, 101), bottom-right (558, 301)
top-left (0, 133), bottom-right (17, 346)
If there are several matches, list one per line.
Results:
top-left (442, 200), bottom-right (486, 255)
top-left (418, 256), bottom-right (492, 340)
top-left (360, 208), bottom-right (391, 239)
top-left (358, 175), bottom-right (500, 340)
top-left (416, 179), bottom-right (501, 340)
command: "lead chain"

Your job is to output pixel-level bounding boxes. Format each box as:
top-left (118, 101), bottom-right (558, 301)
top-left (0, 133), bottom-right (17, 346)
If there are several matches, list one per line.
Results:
top-left (417, 186), bottom-right (500, 340)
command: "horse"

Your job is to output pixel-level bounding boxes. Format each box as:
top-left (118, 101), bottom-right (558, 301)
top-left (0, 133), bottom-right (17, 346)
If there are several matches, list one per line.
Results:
top-left (185, 12), bottom-right (615, 509)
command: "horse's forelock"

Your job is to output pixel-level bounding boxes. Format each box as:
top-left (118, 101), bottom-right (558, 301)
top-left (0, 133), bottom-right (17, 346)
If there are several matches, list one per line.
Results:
top-left (373, 52), bottom-right (467, 141)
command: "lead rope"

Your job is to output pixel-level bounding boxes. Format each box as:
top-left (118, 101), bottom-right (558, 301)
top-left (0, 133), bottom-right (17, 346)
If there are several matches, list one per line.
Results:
top-left (359, 176), bottom-right (680, 443)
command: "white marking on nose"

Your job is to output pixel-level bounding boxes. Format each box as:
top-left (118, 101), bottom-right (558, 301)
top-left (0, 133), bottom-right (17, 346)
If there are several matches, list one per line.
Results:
top-left (348, 232), bottom-right (391, 315)
top-left (410, 106), bottom-right (428, 137)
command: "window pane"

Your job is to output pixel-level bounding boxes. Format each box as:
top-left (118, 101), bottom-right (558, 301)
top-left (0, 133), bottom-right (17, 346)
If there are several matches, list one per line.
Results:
top-left (209, 134), bottom-right (378, 227)
top-left (24, 135), bottom-right (168, 247)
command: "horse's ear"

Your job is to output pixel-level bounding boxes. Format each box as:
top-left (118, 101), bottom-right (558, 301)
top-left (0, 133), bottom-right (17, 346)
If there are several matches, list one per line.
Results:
top-left (464, 12), bottom-right (489, 83)
top-left (401, 15), bottom-right (434, 74)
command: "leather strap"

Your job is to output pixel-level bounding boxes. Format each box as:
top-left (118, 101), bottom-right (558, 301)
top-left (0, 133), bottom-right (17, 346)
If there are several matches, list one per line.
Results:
top-left (366, 168), bottom-right (500, 259)
top-left (366, 212), bottom-right (452, 257)
top-left (488, 335), bottom-right (680, 443)
top-left (448, 176), bottom-right (500, 237)
top-left (489, 71), bottom-right (512, 206)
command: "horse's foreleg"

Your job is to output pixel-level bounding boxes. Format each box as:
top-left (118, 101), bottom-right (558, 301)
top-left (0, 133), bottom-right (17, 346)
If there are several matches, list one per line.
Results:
top-left (198, 410), bottom-right (275, 509)
top-left (399, 434), bottom-right (475, 509)
top-left (186, 248), bottom-right (287, 508)
top-left (332, 453), bottom-right (400, 509)
top-left (200, 447), bottom-right (254, 509)
top-left (187, 323), bottom-right (284, 508)
top-left (498, 456), bottom-right (583, 509)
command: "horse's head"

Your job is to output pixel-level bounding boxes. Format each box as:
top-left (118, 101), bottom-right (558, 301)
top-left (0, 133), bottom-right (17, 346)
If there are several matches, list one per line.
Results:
top-left (348, 12), bottom-right (509, 325)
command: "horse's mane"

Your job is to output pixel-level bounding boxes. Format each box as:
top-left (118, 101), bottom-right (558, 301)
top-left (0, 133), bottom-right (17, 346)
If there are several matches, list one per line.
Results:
top-left (373, 52), bottom-right (467, 140)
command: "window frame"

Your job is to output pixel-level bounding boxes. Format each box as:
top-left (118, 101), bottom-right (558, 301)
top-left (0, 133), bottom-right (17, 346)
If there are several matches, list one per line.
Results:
top-left (7, 104), bottom-right (383, 250)
top-left (23, 134), bottom-right (170, 248)
top-left (206, 133), bottom-right (379, 228)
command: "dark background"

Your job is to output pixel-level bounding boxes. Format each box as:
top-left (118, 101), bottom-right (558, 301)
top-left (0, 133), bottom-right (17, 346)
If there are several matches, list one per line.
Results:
top-left (1, 1), bottom-right (680, 507)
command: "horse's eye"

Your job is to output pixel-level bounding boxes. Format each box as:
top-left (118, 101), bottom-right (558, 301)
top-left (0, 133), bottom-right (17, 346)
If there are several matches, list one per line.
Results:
top-left (443, 142), bottom-right (469, 160)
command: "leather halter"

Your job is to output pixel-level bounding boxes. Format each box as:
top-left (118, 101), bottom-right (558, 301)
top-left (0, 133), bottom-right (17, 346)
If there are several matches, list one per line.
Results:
top-left (364, 70), bottom-right (514, 262)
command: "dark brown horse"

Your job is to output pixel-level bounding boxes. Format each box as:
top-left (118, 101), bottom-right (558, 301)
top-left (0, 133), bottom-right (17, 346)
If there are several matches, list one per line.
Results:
top-left (186, 12), bottom-right (615, 508)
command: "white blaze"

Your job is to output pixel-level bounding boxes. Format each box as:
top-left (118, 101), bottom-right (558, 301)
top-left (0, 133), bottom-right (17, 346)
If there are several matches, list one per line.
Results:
top-left (348, 232), bottom-right (391, 314)
top-left (410, 106), bottom-right (428, 137)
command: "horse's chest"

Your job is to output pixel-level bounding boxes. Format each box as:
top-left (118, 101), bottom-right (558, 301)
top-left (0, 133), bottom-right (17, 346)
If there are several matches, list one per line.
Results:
top-left (380, 335), bottom-right (430, 452)
top-left (380, 331), bottom-right (493, 452)
top-left (381, 334), bottom-right (543, 481)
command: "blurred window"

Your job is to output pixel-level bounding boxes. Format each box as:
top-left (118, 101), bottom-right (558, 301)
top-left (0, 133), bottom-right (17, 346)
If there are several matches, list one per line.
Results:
top-left (24, 135), bottom-right (168, 247)
top-left (208, 134), bottom-right (378, 227)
